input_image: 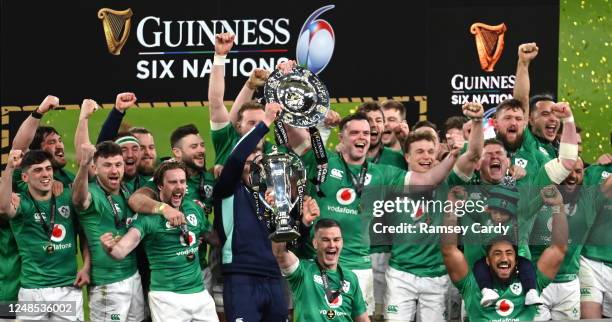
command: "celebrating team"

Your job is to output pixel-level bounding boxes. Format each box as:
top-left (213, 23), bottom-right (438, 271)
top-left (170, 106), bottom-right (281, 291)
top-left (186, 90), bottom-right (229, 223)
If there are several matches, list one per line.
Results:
top-left (0, 33), bottom-right (610, 322)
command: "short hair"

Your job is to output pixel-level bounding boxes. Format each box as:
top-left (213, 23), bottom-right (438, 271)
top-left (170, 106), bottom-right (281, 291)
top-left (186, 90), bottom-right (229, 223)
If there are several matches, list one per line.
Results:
top-left (404, 131), bottom-right (437, 153)
top-left (485, 235), bottom-right (518, 256)
top-left (495, 98), bottom-right (524, 117)
top-left (357, 102), bottom-right (384, 120)
top-left (443, 116), bottom-right (468, 138)
top-left (20, 150), bottom-right (53, 171)
top-left (170, 124), bottom-right (200, 148)
top-left (114, 131), bottom-right (136, 142)
top-left (236, 101), bottom-right (264, 124)
top-left (153, 159), bottom-right (188, 187)
top-left (412, 120), bottom-right (437, 132)
top-left (381, 99), bottom-right (406, 120)
top-left (339, 112), bottom-right (369, 131)
top-left (314, 218), bottom-right (341, 233)
top-left (529, 93), bottom-right (555, 115)
top-left (483, 138), bottom-right (506, 151)
top-left (94, 141), bottom-right (122, 162)
top-left (128, 127), bottom-right (152, 136)
top-left (30, 126), bottom-right (59, 150)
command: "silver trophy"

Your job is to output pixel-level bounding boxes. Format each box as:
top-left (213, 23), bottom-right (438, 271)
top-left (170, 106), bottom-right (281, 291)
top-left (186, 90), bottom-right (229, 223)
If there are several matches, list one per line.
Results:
top-left (264, 65), bottom-right (330, 128)
top-left (254, 149), bottom-right (307, 242)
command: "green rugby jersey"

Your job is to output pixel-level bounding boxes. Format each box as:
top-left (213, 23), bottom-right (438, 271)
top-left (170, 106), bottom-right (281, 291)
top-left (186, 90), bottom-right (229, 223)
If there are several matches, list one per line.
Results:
top-left (457, 269), bottom-right (551, 322)
top-left (529, 185), bottom-right (602, 281)
top-left (211, 122), bottom-right (283, 165)
top-left (388, 171), bottom-right (468, 277)
top-left (10, 189), bottom-right (77, 288)
top-left (122, 174), bottom-right (150, 194)
top-left (368, 146), bottom-right (407, 254)
top-left (581, 164), bottom-right (612, 266)
top-left (509, 130), bottom-right (553, 185)
top-left (287, 260), bottom-right (366, 321)
top-left (143, 171), bottom-right (214, 269)
top-left (0, 219), bottom-right (20, 300)
top-left (300, 150), bottom-right (408, 270)
top-left (78, 180), bottom-right (137, 285)
top-left (131, 200), bottom-right (210, 293)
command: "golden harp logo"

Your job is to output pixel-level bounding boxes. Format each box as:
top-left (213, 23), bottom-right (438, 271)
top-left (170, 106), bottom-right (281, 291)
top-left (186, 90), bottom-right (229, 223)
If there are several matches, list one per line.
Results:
top-left (470, 22), bottom-right (507, 72)
top-left (98, 8), bottom-right (133, 55)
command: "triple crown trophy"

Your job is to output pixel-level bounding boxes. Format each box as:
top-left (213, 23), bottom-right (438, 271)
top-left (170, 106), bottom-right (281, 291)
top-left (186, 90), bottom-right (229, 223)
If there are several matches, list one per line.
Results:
top-left (252, 65), bottom-right (330, 242)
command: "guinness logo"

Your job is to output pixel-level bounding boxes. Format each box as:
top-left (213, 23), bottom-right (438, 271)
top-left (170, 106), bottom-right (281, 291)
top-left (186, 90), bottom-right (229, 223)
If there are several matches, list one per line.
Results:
top-left (470, 22), bottom-right (507, 72)
top-left (98, 8), bottom-right (133, 55)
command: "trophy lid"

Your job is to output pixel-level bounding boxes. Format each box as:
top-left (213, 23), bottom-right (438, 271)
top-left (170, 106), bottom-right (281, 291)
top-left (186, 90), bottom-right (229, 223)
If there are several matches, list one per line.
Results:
top-left (264, 65), bottom-right (330, 128)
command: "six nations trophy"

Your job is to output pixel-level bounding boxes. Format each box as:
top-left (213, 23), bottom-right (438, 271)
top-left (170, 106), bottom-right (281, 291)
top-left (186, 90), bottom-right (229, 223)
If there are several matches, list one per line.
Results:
top-left (264, 64), bottom-right (330, 198)
top-left (252, 149), bottom-right (307, 242)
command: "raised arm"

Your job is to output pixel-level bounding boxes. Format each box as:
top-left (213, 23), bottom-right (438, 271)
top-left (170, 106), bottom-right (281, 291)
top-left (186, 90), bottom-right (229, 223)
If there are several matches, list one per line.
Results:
top-left (544, 103), bottom-right (578, 183)
top-left (410, 150), bottom-right (459, 187)
top-left (229, 69), bottom-right (270, 125)
top-left (96, 93), bottom-right (137, 143)
top-left (537, 185), bottom-right (568, 280)
top-left (454, 102), bottom-right (484, 179)
top-left (0, 150), bottom-right (23, 219)
top-left (12, 96), bottom-right (59, 151)
top-left (214, 103), bottom-right (281, 197)
top-left (74, 99), bottom-right (98, 164)
top-left (128, 186), bottom-right (186, 227)
top-left (513, 43), bottom-right (539, 118)
top-left (208, 33), bottom-right (234, 125)
top-left (440, 187), bottom-right (469, 283)
top-left (72, 144), bottom-right (95, 211)
top-left (100, 228), bottom-right (141, 260)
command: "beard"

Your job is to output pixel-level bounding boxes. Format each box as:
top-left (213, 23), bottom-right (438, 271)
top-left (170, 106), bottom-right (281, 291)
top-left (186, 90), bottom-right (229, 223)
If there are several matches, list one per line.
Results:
top-left (137, 162), bottom-right (156, 176)
top-left (496, 132), bottom-right (523, 152)
top-left (184, 157), bottom-right (205, 173)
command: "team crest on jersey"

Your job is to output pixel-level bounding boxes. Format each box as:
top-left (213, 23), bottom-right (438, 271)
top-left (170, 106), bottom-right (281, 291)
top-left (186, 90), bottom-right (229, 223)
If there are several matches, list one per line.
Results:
top-left (314, 274), bottom-right (323, 285)
top-left (33, 212), bottom-right (43, 223)
top-left (50, 224), bottom-right (66, 242)
top-left (165, 221), bottom-right (176, 230)
top-left (179, 231), bottom-right (197, 246)
top-left (514, 158), bottom-right (528, 169)
top-left (510, 282), bottom-right (522, 296)
top-left (126, 214), bottom-right (138, 226)
top-left (538, 147), bottom-right (550, 156)
top-left (336, 188), bottom-right (356, 205)
top-left (325, 293), bottom-right (343, 308)
top-left (330, 168), bottom-right (343, 179)
top-left (495, 299), bottom-right (514, 317)
top-left (186, 214), bottom-right (198, 226)
top-left (602, 171), bottom-right (610, 180)
top-left (204, 185), bottom-right (213, 199)
top-left (341, 281), bottom-right (350, 293)
top-left (58, 205), bottom-right (70, 218)
top-left (364, 173), bottom-right (372, 185)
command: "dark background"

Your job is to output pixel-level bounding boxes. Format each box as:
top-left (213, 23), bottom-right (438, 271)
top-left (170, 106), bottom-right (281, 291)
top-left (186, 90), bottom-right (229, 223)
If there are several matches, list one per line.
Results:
top-left (1, 0), bottom-right (558, 122)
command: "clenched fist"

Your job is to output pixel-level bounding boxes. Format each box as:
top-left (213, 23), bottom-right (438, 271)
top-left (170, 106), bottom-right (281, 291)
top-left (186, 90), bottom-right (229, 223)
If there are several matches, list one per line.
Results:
top-left (247, 68), bottom-right (270, 90)
top-left (115, 92), bottom-right (137, 112)
top-left (215, 33), bottom-right (235, 56)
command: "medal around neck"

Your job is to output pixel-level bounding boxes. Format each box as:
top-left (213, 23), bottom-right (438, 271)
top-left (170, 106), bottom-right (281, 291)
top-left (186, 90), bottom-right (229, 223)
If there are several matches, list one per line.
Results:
top-left (253, 149), bottom-right (307, 242)
top-left (264, 66), bottom-right (330, 128)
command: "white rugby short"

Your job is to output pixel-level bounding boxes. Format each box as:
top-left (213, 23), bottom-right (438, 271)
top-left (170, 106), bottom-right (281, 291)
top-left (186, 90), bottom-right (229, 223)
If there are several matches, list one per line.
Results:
top-left (383, 266), bottom-right (449, 322)
top-left (371, 252), bottom-right (391, 306)
top-left (579, 256), bottom-right (612, 317)
top-left (89, 272), bottom-right (145, 322)
top-left (148, 290), bottom-right (218, 322)
top-left (17, 286), bottom-right (84, 321)
top-left (352, 268), bottom-right (375, 316)
top-left (535, 278), bottom-right (580, 320)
